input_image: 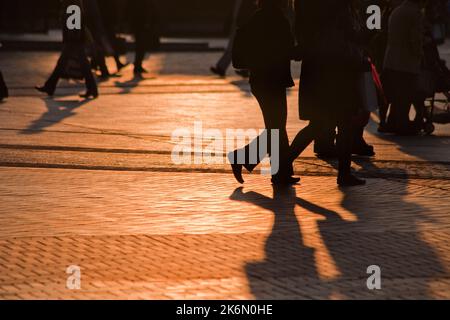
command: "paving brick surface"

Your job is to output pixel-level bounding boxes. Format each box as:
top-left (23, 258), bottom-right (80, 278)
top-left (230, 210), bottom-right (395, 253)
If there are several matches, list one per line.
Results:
top-left (0, 51), bottom-right (449, 299)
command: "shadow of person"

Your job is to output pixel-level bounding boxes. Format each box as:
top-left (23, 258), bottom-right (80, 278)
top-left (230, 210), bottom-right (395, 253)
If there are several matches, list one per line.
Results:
top-left (230, 79), bottom-right (252, 97)
top-left (316, 168), bottom-right (447, 299)
top-left (230, 185), bottom-right (327, 299)
top-left (114, 74), bottom-right (152, 95)
top-left (21, 97), bottom-right (91, 134)
top-left (371, 116), bottom-right (450, 163)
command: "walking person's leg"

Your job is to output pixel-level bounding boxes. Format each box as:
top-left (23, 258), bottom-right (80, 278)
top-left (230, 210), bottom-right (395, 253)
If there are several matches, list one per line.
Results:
top-left (36, 47), bottom-right (71, 96)
top-left (77, 47), bottom-right (98, 98)
top-left (229, 86), bottom-right (297, 184)
top-left (134, 30), bottom-right (147, 74)
top-left (0, 71), bottom-right (8, 101)
top-left (336, 115), bottom-right (366, 186)
top-left (289, 121), bottom-right (316, 163)
top-left (211, 0), bottom-right (243, 77)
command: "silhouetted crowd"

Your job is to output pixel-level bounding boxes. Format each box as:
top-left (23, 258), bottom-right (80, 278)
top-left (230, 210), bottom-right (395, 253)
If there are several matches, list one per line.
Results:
top-left (1, 0), bottom-right (450, 186)
top-left (34, 0), bottom-right (159, 99)
top-left (228, 0), bottom-right (450, 187)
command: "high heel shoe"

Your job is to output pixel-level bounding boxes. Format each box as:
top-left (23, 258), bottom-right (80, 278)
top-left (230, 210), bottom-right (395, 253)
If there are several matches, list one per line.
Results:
top-left (228, 151), bottom-right (244, 184)
top-left (35, 86), bottom-right (54, 96)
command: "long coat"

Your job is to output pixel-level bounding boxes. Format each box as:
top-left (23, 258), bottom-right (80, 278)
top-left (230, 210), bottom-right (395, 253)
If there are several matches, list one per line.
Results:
top-left (383, 1), bottom-right (424, 75)
top-left (296, 0), bottom-right (362, 121)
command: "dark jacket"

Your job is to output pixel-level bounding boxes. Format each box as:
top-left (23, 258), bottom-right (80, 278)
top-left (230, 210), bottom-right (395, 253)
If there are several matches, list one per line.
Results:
top-left (383, 1), bottom-right (424, 74)
top-left (296, 0), bottom-right (362, 120)
top-left (237, 0), bottom-right (258, 27)
top-left (128, 0), bottom-right (157, 32)
top-left (247, 7), bottom-right (295, 89)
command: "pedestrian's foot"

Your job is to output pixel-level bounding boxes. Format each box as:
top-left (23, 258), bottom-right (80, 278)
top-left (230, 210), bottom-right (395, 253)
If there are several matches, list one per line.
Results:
top-left (98, 74), bottom-right (111, 81)
top-left (337, 174), bottom-right (366, 187)
top-left (134, 66), bottom-right (148, 75)
top-left (352, 144), bottom-right (375, 157)
top-left (35, 86), bottom-right (54, 96)
top-left (235, 69), bottom-right (249, 78)
top-left (210, 66), bottom-right (226, 77)
top-left (117, 62), bottom-right (129, 72)
top-left (228, 151), bottom-right (244, 184)
top-left (272, 176), bottom-right (301, 185)
top-left (316, 149), bottom-right (338, 159)
top-left (79, 91), bottom-right (98, 99)
top-left (230, 163), bottom-right (244, 184)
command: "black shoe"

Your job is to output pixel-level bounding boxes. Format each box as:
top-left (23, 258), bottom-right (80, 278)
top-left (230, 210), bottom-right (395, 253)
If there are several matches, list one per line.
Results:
top-left (316, 150), bottom-right (338, 159)
top-left (235, 69), bottom-right (249, 78)
top-left (35, 86), bottom-right (54, 96)
top-left (117, 62), bottom-right (129, 72)
top-left (352, 144), bottom-right (375, 157)
top-left (210, 66), bottom-right (226, 77)
top-left (272, 176), bottom-right (301, 185)
top-left (378, 123), bottom-right (396, 133)
top-left (134, 66), bottom-right (148, 75)
top-left (337, 174), bottom-right (366, 187)
top-left (228, 152), bottom-right (244, 184)
top-left (395, 127), bottom-right (420, 136)
top-left (79, 91), bottom-right (98, 99)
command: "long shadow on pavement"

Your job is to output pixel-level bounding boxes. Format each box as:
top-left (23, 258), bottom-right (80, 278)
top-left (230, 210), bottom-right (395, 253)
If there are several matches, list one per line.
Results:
top-left (21, 97), bottom-right (92, 134)
top-left (230, 171), bottom-right (447, 298)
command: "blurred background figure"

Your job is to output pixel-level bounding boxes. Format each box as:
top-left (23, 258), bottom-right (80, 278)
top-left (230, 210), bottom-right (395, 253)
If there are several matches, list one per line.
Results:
top-left (426, 0), bottom-right (448, 44)
top-left (35, 0), bottom-right (98, 99)
top-left (97, 0), bottom-right (129, 73)
top-left (128, 0), bottom-right (160, 76)
top-left (382, 0), bottom-right (425, 135)
top-left (310, 0), bottom-right (376, 158)
top-left (0, 70), bottom-right (8, 102)
top-left (83, 0), bottom-right (114, 80)
top-left (210, 0), bottom-right (257, 77)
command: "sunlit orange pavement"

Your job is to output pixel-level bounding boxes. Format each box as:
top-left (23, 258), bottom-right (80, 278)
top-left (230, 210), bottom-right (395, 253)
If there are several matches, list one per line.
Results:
top-left (0, 51), bottom-right (449, 299)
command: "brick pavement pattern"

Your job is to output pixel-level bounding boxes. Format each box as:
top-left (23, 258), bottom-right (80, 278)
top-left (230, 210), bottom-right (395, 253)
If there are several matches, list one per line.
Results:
top-left (0, 51), bottom-right (449, 299)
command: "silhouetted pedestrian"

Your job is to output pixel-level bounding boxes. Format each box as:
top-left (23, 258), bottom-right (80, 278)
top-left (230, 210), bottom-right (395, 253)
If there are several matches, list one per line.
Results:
top-left (211, 0), bottom-right (257, 77)
top-left (290, 0), bottom-right (366, 186)
top-left (382, 0), bottom-right (425, 135)
top-left (228, 0), bottom-right (299, 185)
top-left (84, 0), bottom-right (114, 80)
top-left (36, 0), bottom-right (98, 99)
top-left (128, 0), bottom-right (160, 76)
top-left (313, 1), bottom-right (376, 159)
top-left (97, 0), bottom-right (128, 73)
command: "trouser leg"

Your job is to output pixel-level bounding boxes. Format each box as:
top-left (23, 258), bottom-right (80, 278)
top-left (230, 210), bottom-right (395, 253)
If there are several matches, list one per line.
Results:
top-left (336, 116), bottom-right (354, 175)
top-left (238, 87), bottom-right (289, 177)
top-left (216, 0), bottom-right (242, 72)
top-left (134, 31), bottom-right (146, 69)
top-left (78, 49), bottom-right (98, 94)
top-left (290, 122), bottom-right (315, 162)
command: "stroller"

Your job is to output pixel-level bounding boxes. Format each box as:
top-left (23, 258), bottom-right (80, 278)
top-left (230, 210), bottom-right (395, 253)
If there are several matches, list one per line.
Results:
top-left (417, 37), bottom-right (450, 135)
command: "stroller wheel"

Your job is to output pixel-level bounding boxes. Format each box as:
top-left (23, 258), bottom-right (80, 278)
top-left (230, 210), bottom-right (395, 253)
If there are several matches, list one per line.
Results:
top-left (424, 122), bottom-right (435, 135)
